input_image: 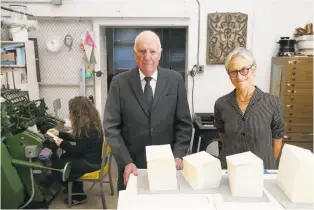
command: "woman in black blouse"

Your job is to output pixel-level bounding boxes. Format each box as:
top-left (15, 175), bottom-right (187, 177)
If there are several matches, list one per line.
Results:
top-left (214, 47), bottom-right (284, 169)
top-left (48, 96), bottom-right (103, 205)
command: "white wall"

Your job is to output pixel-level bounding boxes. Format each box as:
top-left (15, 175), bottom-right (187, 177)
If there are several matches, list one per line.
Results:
top-left (2, 0), bottom-right (313, 116)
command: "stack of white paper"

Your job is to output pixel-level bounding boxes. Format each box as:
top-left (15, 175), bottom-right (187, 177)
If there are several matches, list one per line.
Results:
top-left (182, 151), bottom-right (222, 190)
top-left (146, 144), bottom-right (177, 191)
top-left (226, 151), bottom-right (264, 197)
top-left (117, 190), bottom-right (219, 210)
top-left (276, 144), bottom-right (314, 203)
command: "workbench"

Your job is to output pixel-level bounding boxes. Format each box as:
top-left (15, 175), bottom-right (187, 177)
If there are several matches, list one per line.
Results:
top-left (117, 169), bottom-right (313, 210)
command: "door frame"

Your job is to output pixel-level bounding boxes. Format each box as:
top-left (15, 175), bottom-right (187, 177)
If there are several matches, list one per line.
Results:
top-left (92, 17), bottom-right (191, 120)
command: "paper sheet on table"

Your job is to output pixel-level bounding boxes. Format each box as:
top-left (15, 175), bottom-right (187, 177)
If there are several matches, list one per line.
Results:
top-left (264, 179), bottom-right (314, 209)
top-left (118, 189), bottom-right (220, 210)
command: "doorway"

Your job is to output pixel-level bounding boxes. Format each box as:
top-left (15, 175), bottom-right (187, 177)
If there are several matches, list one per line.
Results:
top-left (105, 27), bottom-right (187, 91)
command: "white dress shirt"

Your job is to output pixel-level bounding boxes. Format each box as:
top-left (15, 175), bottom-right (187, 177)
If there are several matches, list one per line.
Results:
top-left (139, 69), bottom-right (158, 96)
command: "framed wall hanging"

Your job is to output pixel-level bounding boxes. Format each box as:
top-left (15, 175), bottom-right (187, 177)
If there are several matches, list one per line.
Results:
top-left (206, 12), bottom-right (248, 65)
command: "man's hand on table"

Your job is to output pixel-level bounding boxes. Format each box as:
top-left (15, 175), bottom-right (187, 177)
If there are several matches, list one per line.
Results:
top-left (123, 158), bottom-right (183, 185)
top-left (124, 163), bottom-right (138, 185)
top-left (175, 158), bottom-right (183, 170)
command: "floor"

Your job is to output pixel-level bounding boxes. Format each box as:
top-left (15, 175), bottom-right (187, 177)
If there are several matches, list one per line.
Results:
top-left (49, 159), bottom-right (119, 209)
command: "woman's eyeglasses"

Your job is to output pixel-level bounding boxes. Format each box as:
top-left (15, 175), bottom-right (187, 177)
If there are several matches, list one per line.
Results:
top-left (227, 64), bottom-right (254, 78)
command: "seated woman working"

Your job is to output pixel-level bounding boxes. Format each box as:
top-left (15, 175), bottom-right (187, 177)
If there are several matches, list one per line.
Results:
top-left (214, 47), bottom-right (284, 170)
top-left (48, 96), bottom-right (103, 205)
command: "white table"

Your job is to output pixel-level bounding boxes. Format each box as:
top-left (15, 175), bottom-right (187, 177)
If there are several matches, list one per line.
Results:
top-left (117, 169), bottom-right (291, 210)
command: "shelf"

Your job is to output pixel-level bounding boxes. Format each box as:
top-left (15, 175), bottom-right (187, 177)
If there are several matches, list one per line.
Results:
top-left (1, 41), bottom-right (25, 44)
top-left (38, 83), bottom-right (94, 88)
top-left (1, 65), bottom-right (25, 68)
top-left (0, 66), bottom-right (25, 73)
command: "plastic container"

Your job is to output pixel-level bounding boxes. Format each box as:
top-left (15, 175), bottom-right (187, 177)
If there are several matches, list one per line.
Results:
top-left (296, 35), bottom-right (314, 55)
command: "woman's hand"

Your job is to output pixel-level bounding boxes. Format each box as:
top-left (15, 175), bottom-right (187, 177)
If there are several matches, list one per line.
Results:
top-left (54, 138), bottom-right (63, 146)
top-left (47, 128), bottom-right (59, 136)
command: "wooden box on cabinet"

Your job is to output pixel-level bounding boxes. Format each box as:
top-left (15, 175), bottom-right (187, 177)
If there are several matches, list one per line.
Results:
top-left (270, 57), bottom-right (313, 152)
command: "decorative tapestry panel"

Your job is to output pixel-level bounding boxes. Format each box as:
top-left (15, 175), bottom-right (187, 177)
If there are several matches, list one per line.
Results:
top-left (206, 13), bottom-right (248, 65)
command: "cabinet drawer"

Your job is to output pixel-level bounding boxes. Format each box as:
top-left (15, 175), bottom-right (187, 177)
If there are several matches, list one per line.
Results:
top-left (284, 88), bottom-right (313, 96)
top-left (284, 82), bottom-right (312, 89)
top-left (285, 123), bottom-right (313, 133)
top-left (286, 58), bottom-right (313, 65)
top-left (285, 70), bottom-right (313, 82)
top-left (285, 117), bottom-right (313, 124)
top-left (283, 94), bottom-right (313, 104)
top-left (283, 141), bottom-right (313, 152)
top-left (286, 63), bottom-right (313, 73)
top-left (284, 102), bottom-right (313, 111)
top-left (284, 133), bottom-right (313, 141)
top-left (284, 109), bottom-right (313, 118)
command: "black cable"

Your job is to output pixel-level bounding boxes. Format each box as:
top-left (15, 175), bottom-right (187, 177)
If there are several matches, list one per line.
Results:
top-left (192, 75), bottom-right (195, 118)
top-left (189, 65), bottom-right (197, 118)
top-left (1, 6), bottom-right (34, 17)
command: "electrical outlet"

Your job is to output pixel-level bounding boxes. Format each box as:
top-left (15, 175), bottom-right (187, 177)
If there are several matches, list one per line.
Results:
top-left (196, 65), bottom-right (204, 73)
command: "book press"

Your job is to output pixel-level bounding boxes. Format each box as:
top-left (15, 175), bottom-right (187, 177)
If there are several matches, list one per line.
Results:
top-left (1, 89), bottom-right (71, 209)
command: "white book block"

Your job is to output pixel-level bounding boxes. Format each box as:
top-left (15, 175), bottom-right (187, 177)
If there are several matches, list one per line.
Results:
top-left (182, 151), bottom-right (222, 190)
top-left (146, 144), bottom-right (177, 191)
top-left (276, 144), bottom-right (314, 203)
top-left (226, 151), bottom-right (264, 198)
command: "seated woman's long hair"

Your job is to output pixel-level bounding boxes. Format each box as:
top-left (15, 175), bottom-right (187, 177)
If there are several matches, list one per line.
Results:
top-left (68, 96), bottom-right (103, 139)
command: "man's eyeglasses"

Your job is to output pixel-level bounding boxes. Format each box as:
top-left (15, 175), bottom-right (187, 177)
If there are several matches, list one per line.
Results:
top-left (227, 64), bottom-right (254, 78)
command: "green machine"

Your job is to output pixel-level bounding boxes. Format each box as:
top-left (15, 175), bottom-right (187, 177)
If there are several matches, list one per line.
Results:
top-left (1, 89), bottom-right (71, 209)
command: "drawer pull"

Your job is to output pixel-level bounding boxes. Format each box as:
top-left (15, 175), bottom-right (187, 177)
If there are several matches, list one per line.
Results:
top-left (288, 120), bottom-right (292, 122)
top-left (290, 98), bottom-right (294, 101)
top-left (288, 90), bottom-right (296, 93)
top-left (292, 78), bottom-right (296, 81)
top-left (288, 60), bottom-right (297, 64)
top-left (287, 83), bottom-right (295, 87)
top-left (284, 136), bottom-right (291, 140)
top-left (286, 105), bottom-right (294, 108)
top-left (289, 113), bottom-right (293, 116)
top-left (288, 128), bottom-right (292, 131)
top-left (292, 72), bottom-right (296, 75)
top-left (293, 67), bottom-right (296, 70)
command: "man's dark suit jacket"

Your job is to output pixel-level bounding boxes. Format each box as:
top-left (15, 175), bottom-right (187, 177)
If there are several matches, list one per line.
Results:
top-left (103, 67), bottom-right (192, 173)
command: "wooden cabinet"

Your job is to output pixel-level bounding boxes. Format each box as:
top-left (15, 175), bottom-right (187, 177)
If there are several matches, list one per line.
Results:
top-left (270, 57), bottom-right (313, 152)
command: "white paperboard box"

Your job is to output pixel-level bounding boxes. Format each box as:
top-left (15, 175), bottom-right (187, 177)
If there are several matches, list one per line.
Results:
top-left (276, 144), bottom-right (314, 203)
top-left (146, 144), bottom-right (177, 191)
top-left (226, 151), bottom-right (264, 197)
top-left (182, 151), bottom-right (222, 190)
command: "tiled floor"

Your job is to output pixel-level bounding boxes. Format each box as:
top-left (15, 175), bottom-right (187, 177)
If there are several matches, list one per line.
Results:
top-left (49, 159), bottom-right (119, 209)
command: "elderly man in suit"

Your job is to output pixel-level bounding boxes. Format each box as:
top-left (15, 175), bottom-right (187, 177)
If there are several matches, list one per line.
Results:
top-left (104, 30), bottom-right (192, 192)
